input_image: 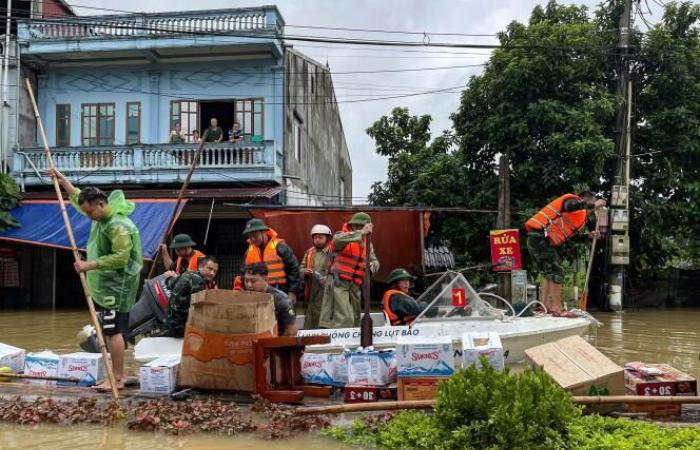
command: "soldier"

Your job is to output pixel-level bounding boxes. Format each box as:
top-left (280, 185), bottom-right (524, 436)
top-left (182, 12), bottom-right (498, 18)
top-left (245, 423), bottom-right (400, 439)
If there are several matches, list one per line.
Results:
top-left (165, 256), bottom-right (219, 338)
top-left (300, 224), bottom-right (332, 329)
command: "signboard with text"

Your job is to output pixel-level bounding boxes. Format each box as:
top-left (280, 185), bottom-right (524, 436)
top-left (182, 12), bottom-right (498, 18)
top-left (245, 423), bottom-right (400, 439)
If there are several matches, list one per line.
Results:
top-left (489, 229), bottom-right (522, 272)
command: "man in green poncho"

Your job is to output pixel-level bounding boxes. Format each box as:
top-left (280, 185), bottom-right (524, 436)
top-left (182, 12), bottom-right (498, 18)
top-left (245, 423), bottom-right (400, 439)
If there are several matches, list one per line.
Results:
top-left (51, 169), bottom-right (143, 392)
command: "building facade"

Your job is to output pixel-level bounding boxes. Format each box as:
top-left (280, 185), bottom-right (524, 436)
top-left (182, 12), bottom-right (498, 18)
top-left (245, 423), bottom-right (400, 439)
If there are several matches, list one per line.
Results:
top-left (1, 6), bottom-right (352, 308)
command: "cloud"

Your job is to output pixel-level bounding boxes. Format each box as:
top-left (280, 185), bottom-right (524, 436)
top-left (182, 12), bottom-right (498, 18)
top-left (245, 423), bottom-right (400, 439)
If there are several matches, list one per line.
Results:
top-left (70, 0), bottom-right (662, 202)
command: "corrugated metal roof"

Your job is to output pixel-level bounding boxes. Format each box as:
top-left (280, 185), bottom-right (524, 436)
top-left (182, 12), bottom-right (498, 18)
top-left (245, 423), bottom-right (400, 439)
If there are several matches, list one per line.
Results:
top-left (424, 245), bottom-right (455, 269)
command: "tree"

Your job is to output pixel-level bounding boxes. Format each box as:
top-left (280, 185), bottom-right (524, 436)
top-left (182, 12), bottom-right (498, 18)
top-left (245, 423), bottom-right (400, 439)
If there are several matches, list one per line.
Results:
top-left (367, 1), bottom-right (700, 287)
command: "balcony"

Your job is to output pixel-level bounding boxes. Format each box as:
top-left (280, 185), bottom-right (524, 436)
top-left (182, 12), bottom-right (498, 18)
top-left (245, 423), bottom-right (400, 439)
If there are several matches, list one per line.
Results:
top-left (17, 7), bottom-right (285, 62)
top-left (13, 141), bottom-right (283, 189)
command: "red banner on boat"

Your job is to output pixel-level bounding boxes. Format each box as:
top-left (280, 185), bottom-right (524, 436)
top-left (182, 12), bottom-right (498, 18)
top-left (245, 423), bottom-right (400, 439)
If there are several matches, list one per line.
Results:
top-left (489, 229), bottom-right (522, 272)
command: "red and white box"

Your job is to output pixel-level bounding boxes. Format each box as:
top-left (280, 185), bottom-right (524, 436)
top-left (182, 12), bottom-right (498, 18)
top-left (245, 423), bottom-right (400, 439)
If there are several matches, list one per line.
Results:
top-left (139, 355), bottom-right (181, 394)
top-left (57, 352), bottom-right (105, 386)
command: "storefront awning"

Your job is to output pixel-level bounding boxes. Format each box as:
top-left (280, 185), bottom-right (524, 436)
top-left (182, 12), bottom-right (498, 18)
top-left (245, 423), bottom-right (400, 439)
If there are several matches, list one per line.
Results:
top-left (0, 199), bottom-right (185, 259)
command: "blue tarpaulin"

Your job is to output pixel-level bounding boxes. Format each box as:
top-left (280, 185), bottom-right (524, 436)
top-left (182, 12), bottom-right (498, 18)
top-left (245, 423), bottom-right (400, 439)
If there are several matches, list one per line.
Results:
top-left (0, 199), bottom-right (184, 259)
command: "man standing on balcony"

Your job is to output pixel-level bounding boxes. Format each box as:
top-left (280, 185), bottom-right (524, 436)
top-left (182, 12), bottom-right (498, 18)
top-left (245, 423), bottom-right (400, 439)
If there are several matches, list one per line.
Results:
top-left (50, 168), bottom-right (142, 392)
top-left (203, 117), bottom-right (223, 143)
top-left (241, 218), bottom-right (301, 304)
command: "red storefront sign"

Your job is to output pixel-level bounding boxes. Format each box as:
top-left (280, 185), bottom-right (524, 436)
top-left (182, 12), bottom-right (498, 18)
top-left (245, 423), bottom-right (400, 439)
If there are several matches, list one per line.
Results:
top-left (489, 229), bottom-right (522, 272)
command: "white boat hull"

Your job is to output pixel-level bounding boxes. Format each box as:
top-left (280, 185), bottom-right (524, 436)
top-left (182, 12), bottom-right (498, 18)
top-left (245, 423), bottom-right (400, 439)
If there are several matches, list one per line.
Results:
top-left (297, 316), bottom-right (591, 364)
top-left (134, 316), bottom-right (591, 366)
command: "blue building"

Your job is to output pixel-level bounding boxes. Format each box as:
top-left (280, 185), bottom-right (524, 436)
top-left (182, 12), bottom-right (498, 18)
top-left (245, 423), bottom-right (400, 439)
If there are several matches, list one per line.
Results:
top-left (3, 6), bottom-right (352, 307)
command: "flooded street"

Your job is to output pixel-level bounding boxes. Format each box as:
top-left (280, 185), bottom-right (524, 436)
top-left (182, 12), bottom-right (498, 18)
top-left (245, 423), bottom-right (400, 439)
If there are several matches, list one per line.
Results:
top-left (1, 308), bottom-right (699, 448)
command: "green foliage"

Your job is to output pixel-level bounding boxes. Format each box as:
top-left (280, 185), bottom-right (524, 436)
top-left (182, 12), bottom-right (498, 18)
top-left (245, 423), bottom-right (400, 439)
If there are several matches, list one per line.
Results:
top-left (435, 363), bottom-right (581, 450)
top-left (568, 415), bottom-right (700, 450)
top-left (366, 1), bottom-right (700, 282)
top-left (0, 173), bottom-right (21, 232)
top-left (325, 365), bottom-right (700, 449)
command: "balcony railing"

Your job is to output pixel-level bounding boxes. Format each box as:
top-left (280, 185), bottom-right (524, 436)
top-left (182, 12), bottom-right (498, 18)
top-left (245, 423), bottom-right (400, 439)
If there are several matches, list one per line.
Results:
top-left (19, 7), bottom-right (283, 41)
top-left (13, 141), bottom-right (279, 188)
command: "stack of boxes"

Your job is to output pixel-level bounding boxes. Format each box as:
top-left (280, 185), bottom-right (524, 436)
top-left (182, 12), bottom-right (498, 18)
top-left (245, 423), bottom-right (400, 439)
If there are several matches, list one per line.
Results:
top-left (344, 350), bottom-right (397, 403)
top-left (624, 362), bottom-right (697, 418)
top-left (396, 337), bottom-right (454, 401)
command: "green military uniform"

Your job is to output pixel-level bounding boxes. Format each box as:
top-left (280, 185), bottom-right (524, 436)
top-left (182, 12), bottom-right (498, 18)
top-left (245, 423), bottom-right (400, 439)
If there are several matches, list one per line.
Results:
top-left (318, 231), bottom-right (379, 329)
top-left (300, 246), bottom-right (330, 330)
top-left (70, 189), bottom-right (143, 312)
top-left (203, 126), bottom-right (223, 142)
top-left (165, 270), bottom-right (216, 338)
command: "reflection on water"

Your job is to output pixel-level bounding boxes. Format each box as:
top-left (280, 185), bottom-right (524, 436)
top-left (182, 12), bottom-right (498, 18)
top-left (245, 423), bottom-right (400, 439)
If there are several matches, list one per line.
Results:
top-left (1, 308), bottom-right (700, 448)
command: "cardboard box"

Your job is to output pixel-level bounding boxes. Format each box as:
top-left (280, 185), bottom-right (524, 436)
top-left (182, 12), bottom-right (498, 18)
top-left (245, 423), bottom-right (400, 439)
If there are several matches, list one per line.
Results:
top-left (397, 376), bottom-right (448, 401)
top-left (24, 350), bottom-right (59, 385)
top-left (624, 363), bottom-right (697, 397)
top-left (462, 332), bottom-right (504, 370)
top-left (347, 351), bottom-right (395, 386)
top-left (525, 336), bottom-right (625, 397)
top-left (344, 385), bottom-right (379, 403)
top-left (140, 355), bottom-right (181, 394)
top-left (301, 352), bottom-right (348, 387)
top-left (396, 338), bottom-right (454, 378)
top-left (0, 342), bottom-right (26, 373)
top-left (179, 290), bottom-right (277, 392)
top-left (57, 352), bottom-right (105, 386)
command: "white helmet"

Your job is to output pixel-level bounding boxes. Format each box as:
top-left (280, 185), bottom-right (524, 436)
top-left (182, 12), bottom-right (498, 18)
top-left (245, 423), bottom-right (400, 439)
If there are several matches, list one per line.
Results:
top-left (310, 224), bottom-right (332, 237)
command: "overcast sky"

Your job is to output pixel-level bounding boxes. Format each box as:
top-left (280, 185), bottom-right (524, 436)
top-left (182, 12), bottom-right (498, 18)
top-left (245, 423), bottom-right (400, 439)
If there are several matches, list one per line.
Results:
top-left (71, 0), bottom-right (663, 202)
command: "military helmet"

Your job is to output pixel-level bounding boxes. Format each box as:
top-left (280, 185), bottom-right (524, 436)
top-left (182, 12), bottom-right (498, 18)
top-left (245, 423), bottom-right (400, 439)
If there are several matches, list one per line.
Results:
top-left (169, 233), bottom-right (196, 249)
top-left (242, 218), bottom-right (270, 235)
top-left (387, 268), bottom-right (415, 286)
top-left (347, 212), bottom-right (371, 226)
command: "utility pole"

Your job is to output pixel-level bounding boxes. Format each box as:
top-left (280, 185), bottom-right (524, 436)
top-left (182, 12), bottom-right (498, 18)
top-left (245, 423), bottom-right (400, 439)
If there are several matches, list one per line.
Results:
top-left (0, 0), bottom-right (12, 174)
top-left (608, 0), bottom-right (635, 311)
top-left (496, 153), bottom-right (511, 302)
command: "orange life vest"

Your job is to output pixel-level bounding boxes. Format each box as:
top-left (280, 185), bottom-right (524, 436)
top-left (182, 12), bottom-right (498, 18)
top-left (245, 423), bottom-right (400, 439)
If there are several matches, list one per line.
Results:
top-left (244, 229), bottom-right (287, 285)
top-left (175, 250), bottom-right (206, 274)
top-left (525, 194), bottom-right (588, 247)
top-left (329, 224), bottom-right (366, 286)
top-left (382, 289), bottom-right (415, 326)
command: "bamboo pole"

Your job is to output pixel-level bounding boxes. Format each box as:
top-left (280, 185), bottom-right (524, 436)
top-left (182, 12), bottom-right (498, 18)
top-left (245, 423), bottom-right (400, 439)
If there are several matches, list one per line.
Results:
top-left (294, 396), bottom-right (700, 416)
top-left (24, 78), bottom-right (120, 402)
top-left (146, 136), bottom-right (208, 279)
top-left (0, 372), bottom-right (80, 383)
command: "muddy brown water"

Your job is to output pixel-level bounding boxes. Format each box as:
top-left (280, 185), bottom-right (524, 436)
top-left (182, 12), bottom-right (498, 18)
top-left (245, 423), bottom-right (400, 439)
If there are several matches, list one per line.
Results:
top-left (1, 308), bottom-right (699, 448)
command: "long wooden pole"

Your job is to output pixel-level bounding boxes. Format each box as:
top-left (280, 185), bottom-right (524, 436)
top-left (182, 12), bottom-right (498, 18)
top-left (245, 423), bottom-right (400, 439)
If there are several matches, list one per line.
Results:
top-left (295, 396), bottom-right (700, 416)
top-left (146, 136), bottom-right (208, 279)
top-left (24, 78), bottom-right (120, 402)
top-left (360, 233), bottom-right (373, 348)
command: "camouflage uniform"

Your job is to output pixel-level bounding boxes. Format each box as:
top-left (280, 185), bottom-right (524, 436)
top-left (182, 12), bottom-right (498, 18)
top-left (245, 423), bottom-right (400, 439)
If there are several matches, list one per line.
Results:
top-left (165, 270), bottom-right (217, 338)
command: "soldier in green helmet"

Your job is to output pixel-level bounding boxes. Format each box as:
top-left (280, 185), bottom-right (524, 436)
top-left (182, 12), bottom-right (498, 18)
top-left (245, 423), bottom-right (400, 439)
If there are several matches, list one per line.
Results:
top-left (318, 212), bottom-right (380, 329)
top-left (160, 233), bottom-right (205, 276)
top-left (382, 268), bottom-right (436, 326)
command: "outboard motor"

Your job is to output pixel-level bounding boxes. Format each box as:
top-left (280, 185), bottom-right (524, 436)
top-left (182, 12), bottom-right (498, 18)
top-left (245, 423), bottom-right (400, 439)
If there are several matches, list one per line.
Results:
top-left (78, 274), bottom-right (173, 353)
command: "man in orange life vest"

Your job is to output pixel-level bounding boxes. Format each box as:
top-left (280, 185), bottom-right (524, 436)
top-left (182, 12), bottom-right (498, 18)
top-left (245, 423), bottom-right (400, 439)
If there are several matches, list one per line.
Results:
top-left (318, 212), bottom-right (380, 329)
top-left (382, 268), bottom-right (434, 326)
top-left (525, 191), bottom-right (605, 315)
top-left (160, 234), bottom-right (205, 276)
top-left (240, 218), bottom-right (301, 304)
top-left (300, 224), bottom-right (332, 330)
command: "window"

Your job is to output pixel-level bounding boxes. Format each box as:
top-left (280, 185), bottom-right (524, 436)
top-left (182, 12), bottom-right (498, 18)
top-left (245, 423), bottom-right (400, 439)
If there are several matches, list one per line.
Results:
top-left (81, 103), bottom-right (115, 146)
top-left (234, 99), bottom-right (263, 137)
top-left (293, 117), bottom-right (302, 162)
top-left (56, 104), bottom-right (71, 147)
top-left (126, 102), bottom-right (141, 144)
top-left (170, 100), bottom-right (198, 142)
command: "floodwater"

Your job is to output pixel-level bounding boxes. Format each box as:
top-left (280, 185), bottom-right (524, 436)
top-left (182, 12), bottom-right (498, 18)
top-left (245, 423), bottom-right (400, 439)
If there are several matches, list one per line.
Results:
top-left (1, 308), bottom-right (700, 449)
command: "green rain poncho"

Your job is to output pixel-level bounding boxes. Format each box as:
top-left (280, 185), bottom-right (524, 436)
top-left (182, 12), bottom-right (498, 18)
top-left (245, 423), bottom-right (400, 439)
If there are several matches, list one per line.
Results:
top-left (70, 189), bottom-right (143, 312)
